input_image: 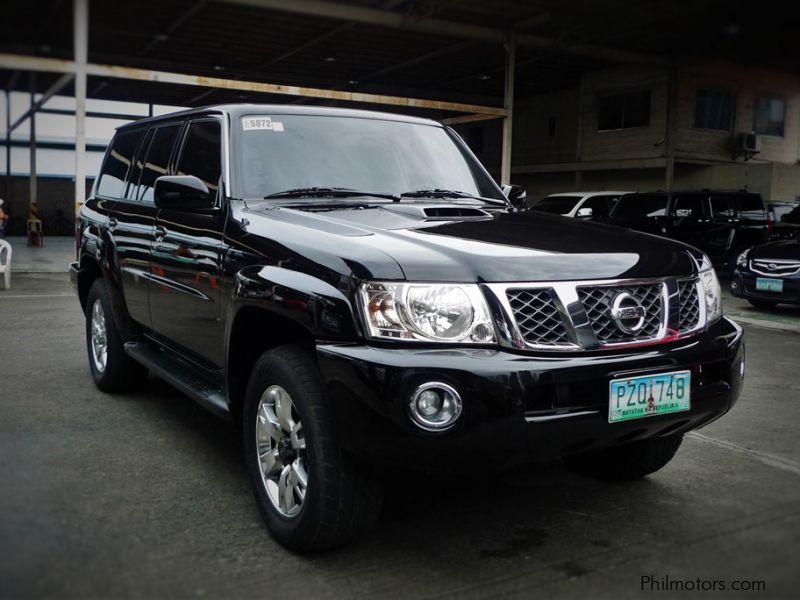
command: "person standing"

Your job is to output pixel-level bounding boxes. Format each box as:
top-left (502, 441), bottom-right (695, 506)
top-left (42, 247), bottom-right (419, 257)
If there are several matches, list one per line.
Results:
top-left (0, 199), bottom-right (8, 238)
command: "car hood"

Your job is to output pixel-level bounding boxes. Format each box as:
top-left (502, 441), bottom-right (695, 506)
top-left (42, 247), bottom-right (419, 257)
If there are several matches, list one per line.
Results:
top-left (240, 203), bottom-right (698, 282)
top-left (750, 240), bottom-right (800, 260)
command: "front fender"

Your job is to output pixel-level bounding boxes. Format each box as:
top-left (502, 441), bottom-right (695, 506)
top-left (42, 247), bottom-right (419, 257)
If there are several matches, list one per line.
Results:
top-left (230, 265), bottom-right (360, 340)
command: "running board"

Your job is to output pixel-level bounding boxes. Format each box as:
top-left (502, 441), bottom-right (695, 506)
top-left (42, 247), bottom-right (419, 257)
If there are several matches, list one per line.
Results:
top-left (124, 341), bottom-right (231, 421)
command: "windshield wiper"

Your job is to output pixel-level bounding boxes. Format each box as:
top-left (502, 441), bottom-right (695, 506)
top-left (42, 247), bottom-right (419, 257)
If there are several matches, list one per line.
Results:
top-left (400, 188), bottom-right (507, 206)
top-left (264, 187), bottom-right (399, 201)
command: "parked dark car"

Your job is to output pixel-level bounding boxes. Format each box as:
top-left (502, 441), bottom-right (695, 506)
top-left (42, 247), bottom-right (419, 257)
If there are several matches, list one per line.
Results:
top-left (731, 240), bottom-right (800, 307)
top-left (771, 203), bottom-right (800, 241)
top-left (531, 191), bottom-right (630, 219)
top-left (605, 190), bottom-right (770, 271)
top-left (70, 105), bottom-right (744, 552)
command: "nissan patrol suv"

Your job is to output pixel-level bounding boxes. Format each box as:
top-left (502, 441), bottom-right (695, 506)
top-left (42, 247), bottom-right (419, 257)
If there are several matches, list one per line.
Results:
top-left (71, 105), bottom-right (744, 552)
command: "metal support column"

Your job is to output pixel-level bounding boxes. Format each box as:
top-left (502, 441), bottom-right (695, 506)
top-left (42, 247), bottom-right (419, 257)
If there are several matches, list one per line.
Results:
top-left (4, 89), bottom-right (10, 200)
top-left (74, 0), bottom-right (89, 216)
top-left (29, 73), bottom-right (38, 227)
top-left (664, 68), bottom-right (678, 191)
top-left (574, 77), bottom-right (584, 191)
top-left (500, 32), bottom-right (516, 186)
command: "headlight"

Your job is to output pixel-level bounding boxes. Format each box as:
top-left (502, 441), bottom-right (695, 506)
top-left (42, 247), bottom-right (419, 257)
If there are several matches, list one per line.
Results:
top-left (736, 248), bottom-right (750, 268)
top-left (698, 255), bottom-right (722, 323)
top-left (359, 282), bottom-right (496, 343)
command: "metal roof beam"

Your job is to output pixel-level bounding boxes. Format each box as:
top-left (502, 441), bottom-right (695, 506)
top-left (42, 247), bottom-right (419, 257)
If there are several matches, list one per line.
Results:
top-left (0, 53), bottom-right (506, 116)
top-left (7, 72), bottom-right (74, 134)
top-left (220, 0), bottom-right (669, 65)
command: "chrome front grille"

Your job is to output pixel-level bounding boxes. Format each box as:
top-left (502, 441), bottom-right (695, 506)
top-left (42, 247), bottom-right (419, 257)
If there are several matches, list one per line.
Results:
top-left (678, 280), bottom-right (701, 332)
top-left (506, 288), bottom-right (572, 346)
top-left (496, 276), bottom-right (704, 351)
top-left (577, 284), bottom-right (663, 343)
top-left (750, 259), bottom-right (800, 277)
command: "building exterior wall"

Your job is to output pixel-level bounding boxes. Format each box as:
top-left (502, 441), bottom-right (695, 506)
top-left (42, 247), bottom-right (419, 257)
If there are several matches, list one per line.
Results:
top-left (676, 61), bottom-right (800, 165)
top-left (578, 66), bottom-right (669, 163)
top-left (507, 60), bottom-right (800, 204)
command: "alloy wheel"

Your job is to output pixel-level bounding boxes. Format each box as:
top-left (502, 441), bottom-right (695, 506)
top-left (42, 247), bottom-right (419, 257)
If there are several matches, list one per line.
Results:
top-left (90, 299), bottom-right (108, 373)
top-left (255, 385), bottom-right (308, 517)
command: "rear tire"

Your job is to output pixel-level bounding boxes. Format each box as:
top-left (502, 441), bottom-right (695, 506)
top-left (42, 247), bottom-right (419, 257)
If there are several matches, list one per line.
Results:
top-left (565, 434), bottom-right (683, 482)
top-left (243, 344), bottom-right (382, 552)
top-left (748, 299), bottom-right (778, 309)
top-left (85, 279), bottom-right (147, 392)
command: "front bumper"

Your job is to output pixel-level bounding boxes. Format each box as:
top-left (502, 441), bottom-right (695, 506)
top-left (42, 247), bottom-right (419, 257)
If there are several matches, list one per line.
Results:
top-left (731, 270), bottom-right (800, 305)
top-left (317, 317), bottom-right (744, 469)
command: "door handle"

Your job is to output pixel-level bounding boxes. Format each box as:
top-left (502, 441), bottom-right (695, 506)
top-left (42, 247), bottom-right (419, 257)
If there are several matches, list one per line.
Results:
top-left (155, 226), bottom-right (167, 241)
top-left (108, 217), bottom-right (118, 231)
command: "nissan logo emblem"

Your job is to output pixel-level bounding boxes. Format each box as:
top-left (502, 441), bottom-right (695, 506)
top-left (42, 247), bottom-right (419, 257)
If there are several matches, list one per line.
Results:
top-left (610, 292), bottom-right (647, 334)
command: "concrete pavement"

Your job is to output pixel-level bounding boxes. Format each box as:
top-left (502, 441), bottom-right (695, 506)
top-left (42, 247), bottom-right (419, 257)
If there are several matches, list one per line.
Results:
top-left (0, 274), bottom-right (799, 599)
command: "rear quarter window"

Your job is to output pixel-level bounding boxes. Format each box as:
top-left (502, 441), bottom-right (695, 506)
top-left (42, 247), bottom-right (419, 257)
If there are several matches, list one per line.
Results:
top-left (96, 129), bottom-right (145, 199)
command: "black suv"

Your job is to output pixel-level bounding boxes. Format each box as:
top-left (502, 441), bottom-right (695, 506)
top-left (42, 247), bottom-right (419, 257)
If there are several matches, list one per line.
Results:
top-left (606, 190), bottom-right (770, 270)
top-left (771, 203), bottom-right (800, 241)
top-left (71, 105), bottom-right (744, 552)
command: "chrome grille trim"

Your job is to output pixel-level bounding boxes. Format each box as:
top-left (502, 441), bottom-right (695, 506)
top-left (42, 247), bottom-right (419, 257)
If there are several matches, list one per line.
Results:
top-left (506, 288), bottom-right (574, 347)
top-left (677, 279), bottom-right (703, 334)
top-left (577, 283), bottom-right (665, 343)
top-left (750, 259), bottom-right (800, 277)
top-left (484, 276), bottom-right (705, 352)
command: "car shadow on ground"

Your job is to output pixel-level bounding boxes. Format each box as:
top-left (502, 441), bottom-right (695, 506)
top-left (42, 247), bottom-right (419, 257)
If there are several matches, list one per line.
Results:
top-left (127, 373), bottom-right (688, 579)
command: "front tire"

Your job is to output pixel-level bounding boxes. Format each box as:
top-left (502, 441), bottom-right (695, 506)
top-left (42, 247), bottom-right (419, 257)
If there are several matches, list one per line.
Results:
top-left (565, 434), bottom-right (683, 482)
top-left (243, 345), bottom-right (382, 552)
top-left (85, 279), bottom-right (147, 392)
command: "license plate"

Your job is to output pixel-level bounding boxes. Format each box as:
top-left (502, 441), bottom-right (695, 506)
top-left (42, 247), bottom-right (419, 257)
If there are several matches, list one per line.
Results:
top-left (609, 370), bottom-right (691, 423)
top-left (755, 277), bottom-right (783, 292)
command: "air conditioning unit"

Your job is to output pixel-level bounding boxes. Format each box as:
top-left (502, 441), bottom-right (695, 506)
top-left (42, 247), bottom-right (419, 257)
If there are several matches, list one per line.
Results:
top-left (737, 133), bottom-right (761, 153)
top-left (733, 132), bottom-right (761, 161)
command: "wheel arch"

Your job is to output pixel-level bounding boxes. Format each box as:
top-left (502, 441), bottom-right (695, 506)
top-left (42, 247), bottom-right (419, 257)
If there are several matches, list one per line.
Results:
top-left (226, 306), bottom-right (317, 424)
top-left (225, 265), bottom-right (361, 424)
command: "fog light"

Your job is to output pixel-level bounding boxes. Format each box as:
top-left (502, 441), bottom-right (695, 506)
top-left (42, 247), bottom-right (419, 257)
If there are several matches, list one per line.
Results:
top-left (409, 382), bottom-right (462, 431)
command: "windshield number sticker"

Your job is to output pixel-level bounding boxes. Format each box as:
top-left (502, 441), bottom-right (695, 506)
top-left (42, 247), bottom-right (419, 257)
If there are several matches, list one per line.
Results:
top-left (242, 117), bottom-right (283, 131)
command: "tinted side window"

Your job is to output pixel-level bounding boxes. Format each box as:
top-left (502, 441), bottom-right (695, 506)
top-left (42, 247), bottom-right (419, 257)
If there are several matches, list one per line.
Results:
top-left (613, 194), bottom-right (667, 218)
top-left (137, 124), bottom-right (182, 202)
top-left (710, 196), bottom-right (732, 219)
top-left (672, 195), bottom-right (706, 218)
top-left (734, 194), bottom-right (767, 220)
top-left (124, 128), bottom-right (155, 200)
top-left (582, 195), bottom-right (617, 218)
top-left (176, 120), bottom-right (222, 194)
top-left (96, 129), bottom-right (145, 199)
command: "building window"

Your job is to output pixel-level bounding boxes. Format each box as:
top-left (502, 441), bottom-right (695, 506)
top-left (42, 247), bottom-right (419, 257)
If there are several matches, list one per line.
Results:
top-left (694, 89), bottom-right (731, 130)
top-left (598, 90), bottom-right (651, 131)
top-left (547, 116), bottom-right (557, 137)
top-left (753, 96), bottom-right (785, 136)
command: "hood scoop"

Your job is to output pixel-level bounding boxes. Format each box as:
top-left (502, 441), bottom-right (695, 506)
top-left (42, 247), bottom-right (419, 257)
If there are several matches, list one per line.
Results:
top-left (384, 204), bottom-right (492, 221)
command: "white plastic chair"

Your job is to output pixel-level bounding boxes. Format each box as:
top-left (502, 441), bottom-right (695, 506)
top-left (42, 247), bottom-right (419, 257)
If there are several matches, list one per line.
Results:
top-left (0, 239), bottom-right (11, 290)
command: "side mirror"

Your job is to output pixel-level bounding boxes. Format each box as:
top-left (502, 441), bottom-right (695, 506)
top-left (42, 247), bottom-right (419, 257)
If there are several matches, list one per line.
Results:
top-left (501, 184), bottom-right (527, 210)
top-left (154, 175), bottom-right (215, 211)
top-left (576, 207), bottom-right (593, 218)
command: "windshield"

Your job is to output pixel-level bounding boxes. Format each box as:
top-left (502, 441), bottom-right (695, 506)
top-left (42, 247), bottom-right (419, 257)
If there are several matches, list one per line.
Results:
top-left (533, 195), bottom-right (582, 214)
top-left (236, 114), bottom-right (504, 201)
top-left (612, 194), bottom-right (668, 218)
